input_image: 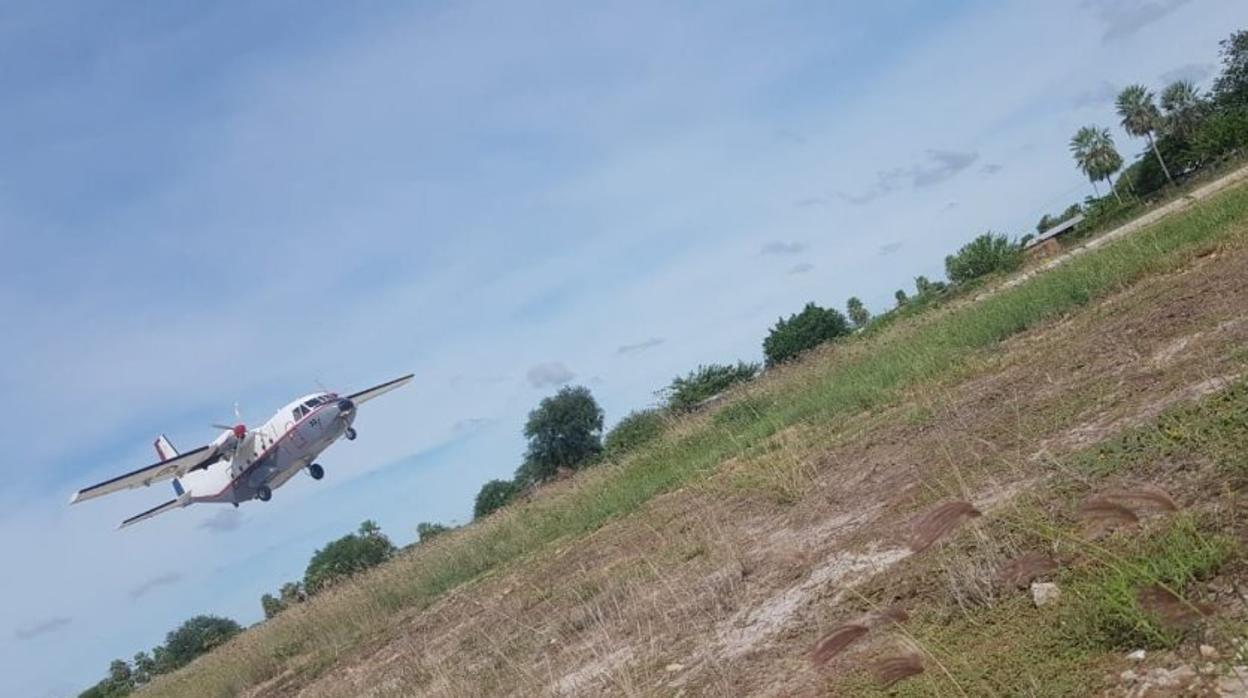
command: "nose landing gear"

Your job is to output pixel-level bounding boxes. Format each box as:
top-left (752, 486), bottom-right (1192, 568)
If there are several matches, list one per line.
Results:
top-left (256, 485), bottom-right (272, 502)
top-left (345, 427), bottom-right (357, 441)
top-left (308, 463), bottom-right (324, 480)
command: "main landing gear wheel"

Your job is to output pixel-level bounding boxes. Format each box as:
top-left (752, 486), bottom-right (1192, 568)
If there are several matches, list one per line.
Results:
top-left (345, 427), bottom-right (357, 441)
top-left (308, 463), bottom-right (325, 480)
top-left (256, 485), bottom-right (272, 502)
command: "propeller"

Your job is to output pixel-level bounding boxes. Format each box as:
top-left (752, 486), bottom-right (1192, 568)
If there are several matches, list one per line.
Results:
top-left (210, 403), bottom-right (247, 441)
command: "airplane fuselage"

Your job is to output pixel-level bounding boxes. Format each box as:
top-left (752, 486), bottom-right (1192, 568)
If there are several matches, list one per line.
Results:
top-left (179, 392), bottom-right (356, 505)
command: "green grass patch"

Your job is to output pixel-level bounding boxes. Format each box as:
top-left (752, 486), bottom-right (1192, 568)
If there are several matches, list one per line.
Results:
top-left (1075, 381), bottom-right (1248, 478)
top-left (837, 516), bottom-right (1234, 697)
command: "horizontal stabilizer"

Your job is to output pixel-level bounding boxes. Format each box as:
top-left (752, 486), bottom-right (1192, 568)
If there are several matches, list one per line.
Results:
top-left (118, 497), bottom-right (188, 529)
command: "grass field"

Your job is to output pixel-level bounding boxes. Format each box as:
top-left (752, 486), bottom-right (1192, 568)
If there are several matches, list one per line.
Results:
top-left (144, 176), bottom-right (1248, 697)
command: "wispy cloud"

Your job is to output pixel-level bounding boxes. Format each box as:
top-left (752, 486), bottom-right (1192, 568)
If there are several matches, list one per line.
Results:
top-left (198, 508), bottom-right (243, 533)
top-left (980, 163), bottom-right (1003, 175)
top-left (128, 572), bottom-right (182, 600)
top-left (837, 149), bottom-right (979, 205)
top-left (14, 617), bottom-right (71, 641)
top-left (1159, 62), bottom-right (1214, 86)
top-left (526, 362), bottom-right (575, 388)
top-left (759, 240), bottom-right (807, 255)
top-left (452, 417), bottom-right (494, 433)
top-left (1071, 80), bottom-right (1119, 109)
top-left (788, 263), bottom-right (815, 275)
top-left (616, 338), bottom-right (665, 356)
top-left (1084, 0), bottom-right (1194, 42)
top-left (878, 242), bottom-right (904, 257)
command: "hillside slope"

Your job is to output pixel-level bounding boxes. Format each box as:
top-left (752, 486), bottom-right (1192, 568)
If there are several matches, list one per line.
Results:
top-left (147, 179), bottom-right (1248, 697)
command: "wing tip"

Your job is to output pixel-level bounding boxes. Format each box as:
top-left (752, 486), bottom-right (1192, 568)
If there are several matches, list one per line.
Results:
top-left (69, 491), bottom-right (83, 505)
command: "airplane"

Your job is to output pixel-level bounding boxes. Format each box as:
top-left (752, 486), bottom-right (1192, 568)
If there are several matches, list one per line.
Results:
top-left (69, 374), bottom-right (414, 529)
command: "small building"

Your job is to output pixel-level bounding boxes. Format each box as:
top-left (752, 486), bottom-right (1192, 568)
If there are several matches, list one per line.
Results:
top-left (1024, 213), bottom-right (1084, 259)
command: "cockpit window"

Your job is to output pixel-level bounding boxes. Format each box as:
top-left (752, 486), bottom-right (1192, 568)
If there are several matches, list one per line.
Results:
top-left (293, 405), bottom-right (308, 420)
top-left (304, 399), bottom-right (318, 409)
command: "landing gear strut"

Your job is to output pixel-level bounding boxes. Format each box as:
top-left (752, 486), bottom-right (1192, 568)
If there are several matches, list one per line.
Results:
top-left (308, 463), bottom-right (324, 480)
top-left (256, 485), bottom-right (272, 502)
top-left (345, 427), bottom-right (357, 441)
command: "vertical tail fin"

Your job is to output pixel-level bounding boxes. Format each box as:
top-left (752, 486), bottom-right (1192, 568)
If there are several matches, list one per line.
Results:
top-left (154, 435), bottom-right (179, 461)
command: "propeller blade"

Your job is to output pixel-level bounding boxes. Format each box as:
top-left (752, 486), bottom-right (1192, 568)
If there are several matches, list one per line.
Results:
top-left (211, 423), bottom-right (235, 431)
top-left (233, 402), bottom-right (242, 421)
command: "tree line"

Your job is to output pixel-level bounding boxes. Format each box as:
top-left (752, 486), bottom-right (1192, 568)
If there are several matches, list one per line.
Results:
top-left (1060, 30), bottom-right (1248, 233)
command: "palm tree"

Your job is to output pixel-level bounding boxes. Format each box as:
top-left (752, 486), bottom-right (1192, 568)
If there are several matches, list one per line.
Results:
top-left (1160, 80), bottom-right (1205, 141)
top-left (1070, 125), bottom-right (1123, 201)
top-left (1116, 84), bottom-right (1174, 186)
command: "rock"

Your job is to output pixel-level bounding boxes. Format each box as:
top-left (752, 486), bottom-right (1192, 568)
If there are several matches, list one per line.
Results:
top-left (665, 663), bottom-right (685, 673)
top-left (1031, 581), bottom-right (1061, 607)
top-left (1120, 669), bottom-right (1139, 682)
top-left (1127, 649), bottom-right (1147, 662)
top-left (1203, 645), bottom-right (1221, 659)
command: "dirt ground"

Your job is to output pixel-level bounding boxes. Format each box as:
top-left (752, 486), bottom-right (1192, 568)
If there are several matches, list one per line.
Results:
top-left (250, 225), bottom-right (1248, 697)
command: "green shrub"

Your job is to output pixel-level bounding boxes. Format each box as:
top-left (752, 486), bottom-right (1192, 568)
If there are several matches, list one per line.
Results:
top-left (604, 409), bottom-right (666, 456)
top-left (663, 362), bottom-right (760, 411)
top-left (473, 479), bottom-right (519, 519)
top-left (944, 232), bottom-right (1023, 284)
top-left (416, 521), bottom-right (452, 543)
top-left (304, 521), bottom-right (397, 593)
top-left (762, 302), bottom-right (851, 366)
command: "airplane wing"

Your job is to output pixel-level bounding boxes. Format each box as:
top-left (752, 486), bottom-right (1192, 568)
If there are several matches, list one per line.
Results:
top-left (346, 374), bottom-right (414, 405)
top-left (70, 446), bottom-right (219, 505)
top-left (119, 496), bottom-right (189, 529)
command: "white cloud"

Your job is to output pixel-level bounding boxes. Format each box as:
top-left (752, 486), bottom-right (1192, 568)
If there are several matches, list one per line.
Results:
top-left (526, 362), bottom-right (576, 388)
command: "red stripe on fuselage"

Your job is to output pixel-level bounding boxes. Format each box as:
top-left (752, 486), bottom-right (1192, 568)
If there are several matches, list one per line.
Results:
top-left (191, 397), bottom-right (339, 502)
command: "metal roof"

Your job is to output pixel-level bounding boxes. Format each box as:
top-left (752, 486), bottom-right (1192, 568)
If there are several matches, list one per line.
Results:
top-left (1025, 213), bottom-right (1085, 248)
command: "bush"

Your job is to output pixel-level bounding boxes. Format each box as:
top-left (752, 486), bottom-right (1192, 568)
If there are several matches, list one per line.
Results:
top-left (762, 302), bottom-right (851, 366)
top-left (603, 409), bottom-right (666, 456)
top-left (416, 521), bottom-right (452, 542)
top-left (662, 362), bottom-right (760, 412)
top-left (944, 232), bottom-right (1023, 284)
top-left (516, 385), bottom-right (604, 485)
top-left (303, 521), bottom-right (397, 593)
top-left (1192, 105), bottom-right (1248, 162)
top-left (474, 479), bottom-right (519, 519)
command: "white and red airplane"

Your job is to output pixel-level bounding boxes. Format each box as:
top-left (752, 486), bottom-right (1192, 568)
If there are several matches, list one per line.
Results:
top-left (70, 374), bottom-right (413, 529)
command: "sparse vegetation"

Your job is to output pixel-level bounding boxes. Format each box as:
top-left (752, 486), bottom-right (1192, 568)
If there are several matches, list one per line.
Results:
top-left (943, 232), bottom-right (1023, 283)
top-left (661, 362), bottom-right (760, 412)
top-left (603, 408), bottom-right (666, 457)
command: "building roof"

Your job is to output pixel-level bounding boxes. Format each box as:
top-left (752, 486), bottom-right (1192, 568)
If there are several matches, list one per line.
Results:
top-left (1025, 213), bottom-right (1085, 248)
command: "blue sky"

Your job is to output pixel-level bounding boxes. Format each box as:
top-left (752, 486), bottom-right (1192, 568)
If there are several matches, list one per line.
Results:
top-left (2, 1), bottom-right (1245, 694)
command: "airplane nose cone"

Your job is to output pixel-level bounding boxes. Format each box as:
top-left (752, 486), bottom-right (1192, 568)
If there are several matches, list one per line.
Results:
top-left (337, 399), bottom-right (355, 414)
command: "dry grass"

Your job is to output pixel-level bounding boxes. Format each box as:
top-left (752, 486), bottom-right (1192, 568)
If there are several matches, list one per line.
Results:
top-left (136, 178), bottom-right (1248, 697)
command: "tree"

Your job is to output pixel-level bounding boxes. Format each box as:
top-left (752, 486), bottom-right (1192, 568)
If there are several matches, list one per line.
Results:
top-left (474, 479), bottom-right (519, 519)
top-left (1214, 29), bottom-right (1248, 107)
top-left (1117, 84), bottom-right (1174, 186)
top-left (894, 289), bottom-right (908, 307)
top-left (107, 659), bottom-right (132, 686)
top-left (845, 296), bottom-right (870, 328)
top-left (1070, 125), bottom-right (1124, 200)
top-left (762, 302), bottom-right (851, 366)
top-left (279, 581), bottom-right (306, 606)
top-left (304, 522), bottom-right (397, 593)
top-left (516, 385), bottom-right (604, 485)
top-left (131, 652), bottom-right (155, 685)
top-left (603, 409), bottom-right (666, 456)
top-left (261, 593), bottom-right (284, 620)
top-left (416, 521), bottom-right (451, 542)
top-left (944, 232), bottom-right (1022, 284)
top-left (1160, 80), bottom-right (1206, 141)
top-left (159, 615), bottom-right (242, 671)
top-left (662, 362), bottom-right (759, 412)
